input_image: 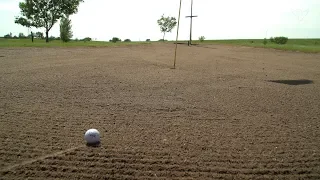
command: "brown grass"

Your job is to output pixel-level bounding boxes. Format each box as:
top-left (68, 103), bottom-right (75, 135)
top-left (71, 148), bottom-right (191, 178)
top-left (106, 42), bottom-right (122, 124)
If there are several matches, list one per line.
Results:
top-left (0, 43), bottom-right (320, 179)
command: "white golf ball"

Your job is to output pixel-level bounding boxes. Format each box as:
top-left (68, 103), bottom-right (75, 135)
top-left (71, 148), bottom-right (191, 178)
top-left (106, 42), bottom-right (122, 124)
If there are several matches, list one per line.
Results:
top-left (84, 129), bottom-right (100, 144)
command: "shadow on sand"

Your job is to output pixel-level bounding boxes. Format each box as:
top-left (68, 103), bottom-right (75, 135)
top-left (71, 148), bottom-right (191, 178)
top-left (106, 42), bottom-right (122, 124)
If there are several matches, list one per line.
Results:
top-left (268, 79), bottom-right (313, 85)
top-left (86, 142), bottom-right (101, 148)
top-left (193, 45), bottom-right (218, 50)
top-left (173, 42), bottom-right (218, 50)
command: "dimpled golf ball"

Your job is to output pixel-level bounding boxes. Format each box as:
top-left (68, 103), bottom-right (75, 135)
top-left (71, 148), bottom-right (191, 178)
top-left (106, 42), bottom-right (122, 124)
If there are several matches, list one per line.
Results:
top-left (84, 129), bottom-right (100, 144)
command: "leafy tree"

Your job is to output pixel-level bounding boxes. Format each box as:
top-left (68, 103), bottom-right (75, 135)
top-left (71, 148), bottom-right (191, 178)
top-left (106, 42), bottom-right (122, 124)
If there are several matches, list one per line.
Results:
top-left (36, 31), bottom-right (44, 38)
top-left (15, 0), bottom-right (83, 43)
top-left (49, 36), bottom-right (56, 40)
top-left (157, 14), bottom-right (177, 41)
top-left (60, 16), bottom-right (72, 42)
top-left (110, 37), bottom-right (121, 43)
top-left (4, 33), bottom-right (12, 38)
top-left (199, 36), bottom-right (205, 42)
top-left (19, 33), bottom-right (26, 38)
top-left (263, 38), bottom-right (268, 45)
top-left (273, 36), bottom-right (288, 45)
top-left (270, 37), bottom-right (274, 43)
top-left (82, 37), bottom-right (92, 42)
top-left (124, 39), bottom-right (131, 42)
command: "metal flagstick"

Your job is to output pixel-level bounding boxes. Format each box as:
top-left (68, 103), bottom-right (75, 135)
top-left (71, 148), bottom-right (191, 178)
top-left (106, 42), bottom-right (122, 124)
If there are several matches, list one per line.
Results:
top-left (173, 0), bottom-right (182, 69)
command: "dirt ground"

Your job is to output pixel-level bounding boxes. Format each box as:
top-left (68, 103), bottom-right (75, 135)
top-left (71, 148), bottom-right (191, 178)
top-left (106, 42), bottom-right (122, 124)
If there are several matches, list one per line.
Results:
top-left (0, 43), bottom-right (320, 179)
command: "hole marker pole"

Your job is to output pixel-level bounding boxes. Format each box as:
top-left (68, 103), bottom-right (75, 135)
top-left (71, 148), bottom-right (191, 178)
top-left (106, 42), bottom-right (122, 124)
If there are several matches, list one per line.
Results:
top-left (173, 0), bottom-right (182, 69)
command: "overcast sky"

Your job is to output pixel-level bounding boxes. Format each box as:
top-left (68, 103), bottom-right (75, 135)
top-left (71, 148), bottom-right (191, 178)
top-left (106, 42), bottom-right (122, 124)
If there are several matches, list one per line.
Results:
top-left (0, 0), bottom-right (319, 41)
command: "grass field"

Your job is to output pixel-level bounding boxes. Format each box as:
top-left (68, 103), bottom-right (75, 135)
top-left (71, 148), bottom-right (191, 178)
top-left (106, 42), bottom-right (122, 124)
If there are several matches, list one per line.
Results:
top-left (1, 38), bottom-right (320, 53)
top-left (196, 38), bottom-right (320, 53)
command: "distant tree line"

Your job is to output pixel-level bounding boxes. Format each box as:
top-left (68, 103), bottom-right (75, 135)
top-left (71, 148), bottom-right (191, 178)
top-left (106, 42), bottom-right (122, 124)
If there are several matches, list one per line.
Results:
top-left (261, 36), bottom-right (289, 45)
top-left (2, 32), bottom-right (90, 42)
top-left (2, 32), bottom-right (153, 43)
top-left (2, 32), bottom-right (44, 39)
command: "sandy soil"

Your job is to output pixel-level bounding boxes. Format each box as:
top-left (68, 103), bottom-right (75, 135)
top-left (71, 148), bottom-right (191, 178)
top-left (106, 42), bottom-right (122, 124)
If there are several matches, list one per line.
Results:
top-left (0, 43), bottom-right (320, 179)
